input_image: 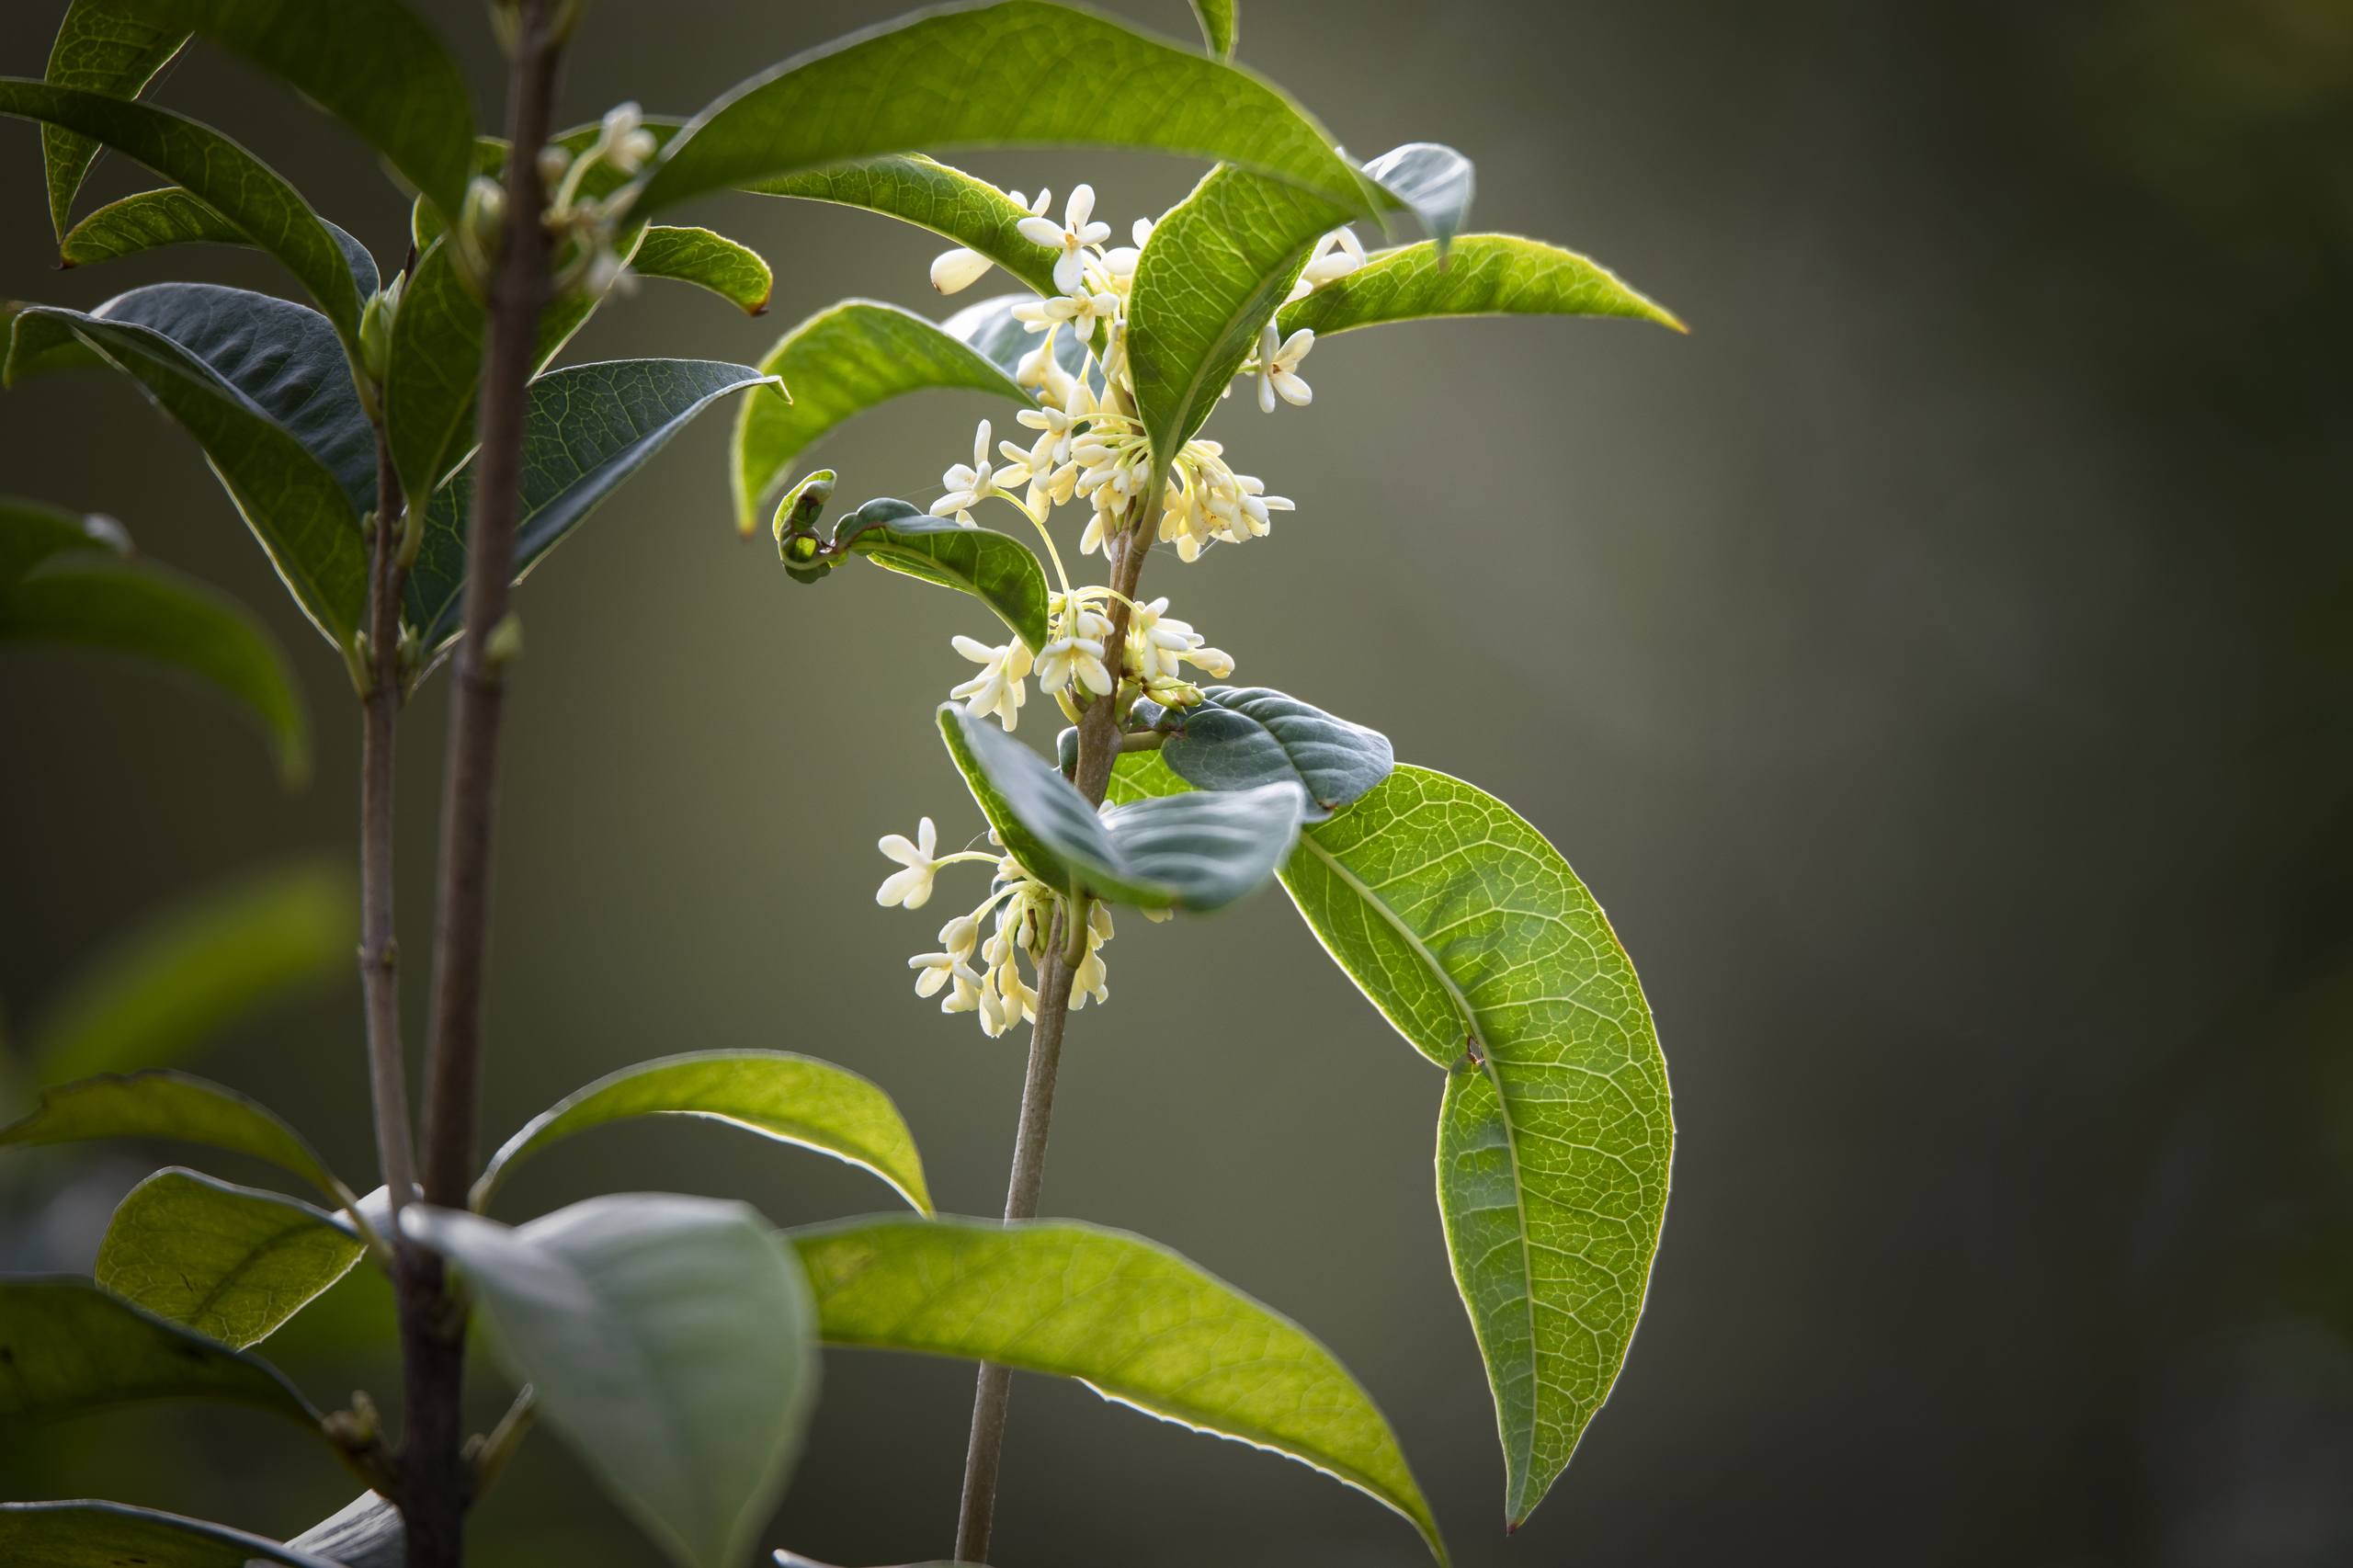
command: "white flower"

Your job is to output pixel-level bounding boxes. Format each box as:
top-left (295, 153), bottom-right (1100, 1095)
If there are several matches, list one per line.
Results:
top-left (598, 102), bottom-right (658, 175)
top-left (1036, 636), bottom-right (1113, 697)
top-left (931, 420), bottom-right (1000, 526)
top-left (949, 633), bottom-right (1032, 730)
top-left (1017, 184), bottom-right (1111, 293)
top-left (1256, 320), bottom-right (1315, 412)
top-left (1287, 226), bottom-right (1367, 301)
top-left (875, 816), bottom-right (941, 908)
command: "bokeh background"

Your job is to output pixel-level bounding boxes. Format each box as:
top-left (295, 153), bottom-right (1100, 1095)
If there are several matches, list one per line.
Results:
top-left (4, 0), bottom-right (2350, 1563)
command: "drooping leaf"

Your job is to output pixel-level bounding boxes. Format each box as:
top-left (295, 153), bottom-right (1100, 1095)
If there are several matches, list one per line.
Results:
top-left (745, 155), bottom-right (1060, 298)
top-left (1189, 0), bottom-right (1238, 57)
top-left (39, 0), bottom-right (186, 242)
top-left (473, 1050), bottom-right (931, 1215)
top-left (637, 0), bottom-right (1372, 220)
top-left (782, 499), bottom-right (1051, 654)
top-left (95, 1168), bottom-right (363, 1348)
top-left (0, 1070), bottom-right (348, 1210)
top-left (404, 358), bottom-right (778, 662)
top-left (23, 858), bottom-right (351, 1085)
top-left (1129, 685), bottom-right (1392, 822)
top-left (114, 0), bottom-right (475, 222)
top-left (0, 79), bottom-right (364, 342)
top-left (939, 703), bottom-right (1306, 911)
top-left (0, 1277), bottom-right (325, 1433)
top-left (0, 1500), bottom-right (344, 1568)
top-left (285, 1494), bottom-right (402, 1568)
top-left (0, 495), bottom-right (121, 586)
top-left (731, 300), bottom-right (1033, 535)
top-left (1277, 234), bottom-right (1685, 338)
top-left (404, 1195), bottom-right (819, 1568)
top-left (793, 1215), bottom-right (1444, 1562)
top-left (1358, 142), bottom-right (1474, 256)
top-left (1278, 766), bottom-right (1672, 1528)
top-left (59, 187), bottom-right (381, 299)
top-left (631, 225), bottom-right (773, 315)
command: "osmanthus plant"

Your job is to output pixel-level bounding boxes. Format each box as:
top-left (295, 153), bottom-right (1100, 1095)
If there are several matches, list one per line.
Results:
top-left (0, 6), bottom-right (1675, 1568)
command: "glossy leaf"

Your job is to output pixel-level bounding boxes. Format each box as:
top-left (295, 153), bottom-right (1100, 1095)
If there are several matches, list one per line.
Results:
top-left (0, 1070), bottom-right (348, 1209)
top-left (1279, 766), bottom-right (1672, 1527)
top-left (940, 292), bottom-right (1092, 386)
top-left (745, 155), bottom-right (1060, 297)
top-left (0, 79), bottom-right (364, 341)
top-left (0, 1501), bottom-right (342, 1568)
top-left (59, 187), bottom-right (381, 299)
top-left (631, 225), bottom-right (773, 314)
top-left (638, 0), bottom-right (1372, 219)
top-left (0, 1277), bottom-right (324, 1431)
top-left (732, 300), bottom-right (1032, 534)
top-left (285, 1494), bottom-right (402, 1568)
top-left (474, 1050), bottom-right (932, 1215)
top-left (38, 0), bottom-right (186, 241)
top-left (1189, 0), bottom-right (1238, 57)
top-left (116, 0), bottom-right (475, 221)
top-left (0, 495), bottom-right (121, 586)
top-left (405, 358), bottom-right (778, 659)
top-left (1130, 685), bottom-right (1392, 822)
top-left (405, 1195), bottom-right (819, 1568)
top-left (1359, 142), bottom-right (1474, 255)
top-left (793, 1215), bottom-right (1443, 1562)
top-left (939, 704), bottom-right (1305, 910)
top-left (1278, 234), bottom-right (1685, 338)
top-left (786, 499), bottom-right (1051, 655)
top-left (95, 1168), bottom-right (362, 1348)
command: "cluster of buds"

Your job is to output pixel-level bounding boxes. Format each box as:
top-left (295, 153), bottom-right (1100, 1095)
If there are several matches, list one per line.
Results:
top-left (882, 827), bottom-right (1118, 1037)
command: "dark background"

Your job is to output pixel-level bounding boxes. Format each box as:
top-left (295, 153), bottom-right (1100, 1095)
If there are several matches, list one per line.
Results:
top-left (4, 1), bottom-right (2350, 1563)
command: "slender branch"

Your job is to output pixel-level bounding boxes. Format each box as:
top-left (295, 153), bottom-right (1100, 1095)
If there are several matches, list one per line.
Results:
top-left (360, 424), bottom-right (417, 1226)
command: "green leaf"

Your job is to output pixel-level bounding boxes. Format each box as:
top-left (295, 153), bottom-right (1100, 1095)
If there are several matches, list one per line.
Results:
top-left (1130, 685), bottom-right (1392, 822)
top-left (630, 225), bottom-right (773, 315)
top-left (404, 1195), bottom-right (819, 1568)
top-left (0, 495), bottom-right (121, 586)
top-left (1359, 142), bottom-right (1474, 255)
top-left (38, 0), bottom-right (186, 242)
top-left (793, 1215), bottom-right (1444, 1563)
top-left (786, 499), bottom-right (1051, 655)
top-left (0, 1277), bottom-right (324, 1432)
top-left (115, 0), bottom-right (475, 222)
top-left (0, 79), bottom-right (365, 343)
top-left (285, 1494), bottom-right (401, 1568)
top-left (1277, 234), bottom-right (1685, 338)
top-left (1189, 0), bottom-right (1238, 57)
top-left (404, 358), bottom-right (778, 661)
top-left (744, 154), bottom-right (1060, 298)
top-left (0, 554), bottom-right (310, 782)
top-left (59, 187), bottom-right (381, 299)
top-left (95, 1168), bottom-right (363, 1348)
top-left (0, 1500), bottom-right (344, 1568)
top-left (938, 703), bottom-right (1305, 911)
top-left (731, 300), bottom-right (1033, 535)
top-left (0, 1070), bottom-right (349, 1210)
top-left (637, 0), bottom-right (1372, 220)
top-left (1278, 766), bottom-right (1672, 1528)
top-left (473, 1050), bottom-right (932, 1215)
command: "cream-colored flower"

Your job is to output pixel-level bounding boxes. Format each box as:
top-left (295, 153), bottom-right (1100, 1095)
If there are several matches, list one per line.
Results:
top-left (1036, 635), bottom-right (1113, 697)
top-left (1017, 184), bottom-right (1111, 293)
top-left (934, 188), bottom-right (1049, 293)
top-left (931, 419), bottom-right (1001, 526)
top-left (1256, 320), bottom-right (1315, 411)
top-left (949, 633), bottom-right (1032, 730)
top-left (875, 816), bottom-right (941, 908)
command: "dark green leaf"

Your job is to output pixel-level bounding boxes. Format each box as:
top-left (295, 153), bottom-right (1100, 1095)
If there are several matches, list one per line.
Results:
top-left (793, 1215), bottom-right (1442, 1562)
top-left (0, 1500), bottom-right (343, 1568)
top-left (0, 495), bottom-right (121, 585)
top-left (1130, 684), bottom-right (1392, 821)
top-left (732, 300), bottom-right (1033, 535)
top-left (1279, 766), bottom-right (1672, 1528)
top-left (473, 1050), bottom-right (932, 1215)
top-left (405, 358), bottom-right (778, 661)
top-left (789, 499), bottom-right (1051, 655)
top-left (95, 1168), bottom-right (363, 1348)
top-left (745, 154), bottom-right (1060, 297)
top-left (1359, 142), bottom-right (1474, 255)
top-left (1189, 0), bottom-right (1238, 57)
top-left (39, 0), bottom-right (186, 241)
top-left (0, 1070), bottom-right (349, 1210)
top-left (637, 0), bottom-right (1372, 220)
top-left (1277, 233), bottom-right (1685, 338)
top-left (0, 1277), bottom-right (324, 1432)
top-left (405, 1195), bottom-right (819, 1568)
top-left (59, 187), bottom-right (381, 299)
top-left (631, 225), bottom-right (773, 315)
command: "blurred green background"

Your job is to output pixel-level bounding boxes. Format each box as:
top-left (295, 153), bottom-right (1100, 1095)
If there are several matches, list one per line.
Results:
top-left (4, 0), bottom-right (2350, 1563)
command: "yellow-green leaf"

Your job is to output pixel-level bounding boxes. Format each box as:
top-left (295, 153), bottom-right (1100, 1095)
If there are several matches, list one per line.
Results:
top-left (630, 225), bottom-right (773, 315)
top-left (1278, 234), bottom-right (1685, 339)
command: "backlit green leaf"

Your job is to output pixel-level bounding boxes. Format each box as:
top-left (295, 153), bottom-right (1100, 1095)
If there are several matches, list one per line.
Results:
top-left (0, 1070), bottom-right (349, 1210)
top-left (1277, 234), bottom-right (1685, 338)
top-left (1129, 685), bottom-right (1392, 822)
top-left (95, 1168), bottom-right (363, 1348)
top-left (0, 1500), bottom-right (343, 1568)
top-left (59, 187), bottom-right (381, 299)
top-left (793, 1215), bottom-right (1443, 1562)
top-left (405, 1195), bottom-right (818, 1568)
top-left (631, 225), bottom-right (773, 315)
top-left (39, 0), bottom-right (186, 241)
top-left (1189, 0), bottom-right (1238, 57)
top-left (745, 155), bottom-right (1059, 297)
top-left (784, 499), bottom-right (1051, 655)
top-left (0, 1277), bottom-right (325, 1433)
top-left (474, 1050), bottom-right (932, 1215)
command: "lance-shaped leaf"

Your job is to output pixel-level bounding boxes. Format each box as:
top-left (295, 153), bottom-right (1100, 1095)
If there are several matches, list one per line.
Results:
top-left (0, 1501), bottom-right (346, 1568)
top-left (1278, 234), bottom-right (1685, 338)
top-left (631, 225), bottom-right (773, 315)
top-left (404, 1195), bottom-right (819, 1568)
top-left (404, 358), bottom-right (778, 660)
top-left (95, 1169), bottom-right (363, 1348)
top-left (286, 1494), bottom-right (402, 1568)
top-left (0, 1278), bottom-right (325, 1432)
top-left (39, 0), bottom-right (186, 241)
top-left (60, 187), bottom-right (381, 299)
top-left (1190, 0), bottom-right (1238, 57)
top-left (0, 80), bottom-right (364, 342)
top-left (745, 155), bottom-right (1060, 298)
top-left (783, 499), bottom-right (1051, 654)
top-left (637, 0), bottom-right (1372, 219)
top-left (0, 1070), bottom-right (349, 1210)
top-left (732, 300), bottom-right (1033, 534)
top-left (1130, 685), bottom-right (1392, 822)
top-left (939, 704), bottom-right (1305, 910)
top-left (1279, 766), bottom-right (1672, 1528)
top-left (0, 553), bottom-right (309, 782)
top-left (792, 1215), bottom-right (1444, 1562)
top-left (115, 0), bottom-right (475, 221)
top-left (473, 1050), bottom-right (932, 1215)
top-left (24, 858), bottom-right (351, 1085)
